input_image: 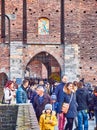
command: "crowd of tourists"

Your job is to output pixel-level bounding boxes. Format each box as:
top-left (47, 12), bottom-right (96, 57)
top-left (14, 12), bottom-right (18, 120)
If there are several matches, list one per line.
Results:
top-left (2, 76), bottom-right (97, 130)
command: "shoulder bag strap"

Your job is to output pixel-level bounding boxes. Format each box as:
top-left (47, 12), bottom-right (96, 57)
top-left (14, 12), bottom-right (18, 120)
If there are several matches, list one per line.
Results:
top-left (69, 93), bottom-right (73, 104)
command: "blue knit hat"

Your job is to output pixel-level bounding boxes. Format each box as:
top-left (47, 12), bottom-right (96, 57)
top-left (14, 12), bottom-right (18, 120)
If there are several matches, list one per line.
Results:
top-left (51, 94), bottom-right (57, 100)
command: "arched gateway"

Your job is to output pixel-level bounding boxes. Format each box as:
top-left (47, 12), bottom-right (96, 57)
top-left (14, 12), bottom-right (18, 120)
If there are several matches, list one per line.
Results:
top-left (25, 51), bottom-right (61, 81)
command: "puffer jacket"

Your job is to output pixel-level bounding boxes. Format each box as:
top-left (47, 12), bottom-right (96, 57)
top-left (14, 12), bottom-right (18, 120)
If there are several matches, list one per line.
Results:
top-left (39, 113), bottom-right (57, 130)
top-left (16, 85), bottom-right (28, 103)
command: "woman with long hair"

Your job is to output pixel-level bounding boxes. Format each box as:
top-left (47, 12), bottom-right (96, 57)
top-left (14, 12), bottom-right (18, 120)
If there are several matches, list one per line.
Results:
top-left (63, 82), bottom-right (77, 130)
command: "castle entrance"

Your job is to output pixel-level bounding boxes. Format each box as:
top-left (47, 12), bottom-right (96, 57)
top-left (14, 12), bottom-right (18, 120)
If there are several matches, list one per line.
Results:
top-left (25, 51), bottom-right (61, 82)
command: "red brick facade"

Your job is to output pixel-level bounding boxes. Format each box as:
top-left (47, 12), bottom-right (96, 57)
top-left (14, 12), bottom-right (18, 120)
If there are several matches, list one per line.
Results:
top-left (0, 0), bottom-right (97, 85)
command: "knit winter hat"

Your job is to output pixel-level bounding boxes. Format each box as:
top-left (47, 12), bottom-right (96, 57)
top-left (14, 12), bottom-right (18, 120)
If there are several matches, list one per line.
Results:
top-left (51, 94), bottom-right (57, 100)
top-left (45, 104), bottom-right (52, 111)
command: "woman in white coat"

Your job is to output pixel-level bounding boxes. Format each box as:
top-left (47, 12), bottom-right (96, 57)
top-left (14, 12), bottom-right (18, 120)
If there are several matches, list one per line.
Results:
top-left (3, 80), bottom-right (16, 104)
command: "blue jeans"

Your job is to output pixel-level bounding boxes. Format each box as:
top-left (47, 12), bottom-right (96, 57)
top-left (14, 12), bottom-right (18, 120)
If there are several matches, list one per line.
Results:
top-left (77, 110), bottom-right (88, 130)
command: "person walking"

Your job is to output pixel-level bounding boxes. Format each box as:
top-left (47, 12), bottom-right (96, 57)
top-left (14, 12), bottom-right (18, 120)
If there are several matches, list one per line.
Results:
top-left (62, 82), bottom-right (77, 130)
top-left (39, 103), bottom-right (57, 130)
top-left (55, 75), bottom-right (68, 130)
top-left (76, 81), bottom-right (89, 130)
top-left (16, 79), bottom-right (29, 103)
top-left (33, 85), bottom-right (51, 121)
top-left (55, 75), bottom-right (68, 113)
top-left (73, 81), bottom-right (78, 130)
top-left (51, 94), bottom-right (59, 115)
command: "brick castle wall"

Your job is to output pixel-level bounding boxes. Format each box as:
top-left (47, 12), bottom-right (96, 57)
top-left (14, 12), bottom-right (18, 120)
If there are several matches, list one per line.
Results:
top-left (0, 1), bottom-right (97, 84)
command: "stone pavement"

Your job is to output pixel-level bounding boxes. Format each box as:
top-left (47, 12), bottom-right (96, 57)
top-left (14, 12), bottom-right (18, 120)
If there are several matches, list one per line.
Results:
top-left (55, 118), bottom-right (96, 130)
top-left (73, 118), bottom-right (96, 130)
top-left (88, 119), bottom-right (95, 130)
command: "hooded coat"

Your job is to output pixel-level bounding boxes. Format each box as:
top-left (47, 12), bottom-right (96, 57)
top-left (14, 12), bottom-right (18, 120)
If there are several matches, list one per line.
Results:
top-left (39, 112), bottom-right (57, 130)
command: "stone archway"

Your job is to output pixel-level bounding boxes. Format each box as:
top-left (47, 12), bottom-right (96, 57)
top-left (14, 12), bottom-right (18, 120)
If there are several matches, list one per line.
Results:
top-left (25, 51), bottom-right (61, 81)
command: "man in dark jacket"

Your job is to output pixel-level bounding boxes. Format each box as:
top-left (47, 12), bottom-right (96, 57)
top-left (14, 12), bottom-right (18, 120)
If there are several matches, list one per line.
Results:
top-left (55, 75), bottom-right (68, 130)
top-left (76, 81), bottom-right (89, 130)
top-left (55, 75), bottom-right (68, 113)
top-left (33, 85), bottom-right (51, 121)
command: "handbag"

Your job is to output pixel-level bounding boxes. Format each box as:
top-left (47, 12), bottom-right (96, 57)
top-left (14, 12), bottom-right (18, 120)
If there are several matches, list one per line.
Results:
top-left (62, 93), bottom-right (73, 114)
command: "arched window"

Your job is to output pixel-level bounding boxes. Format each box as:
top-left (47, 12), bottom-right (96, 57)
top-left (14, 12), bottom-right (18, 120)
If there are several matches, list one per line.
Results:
top-left (38, 18), bottom-right (49, 35)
